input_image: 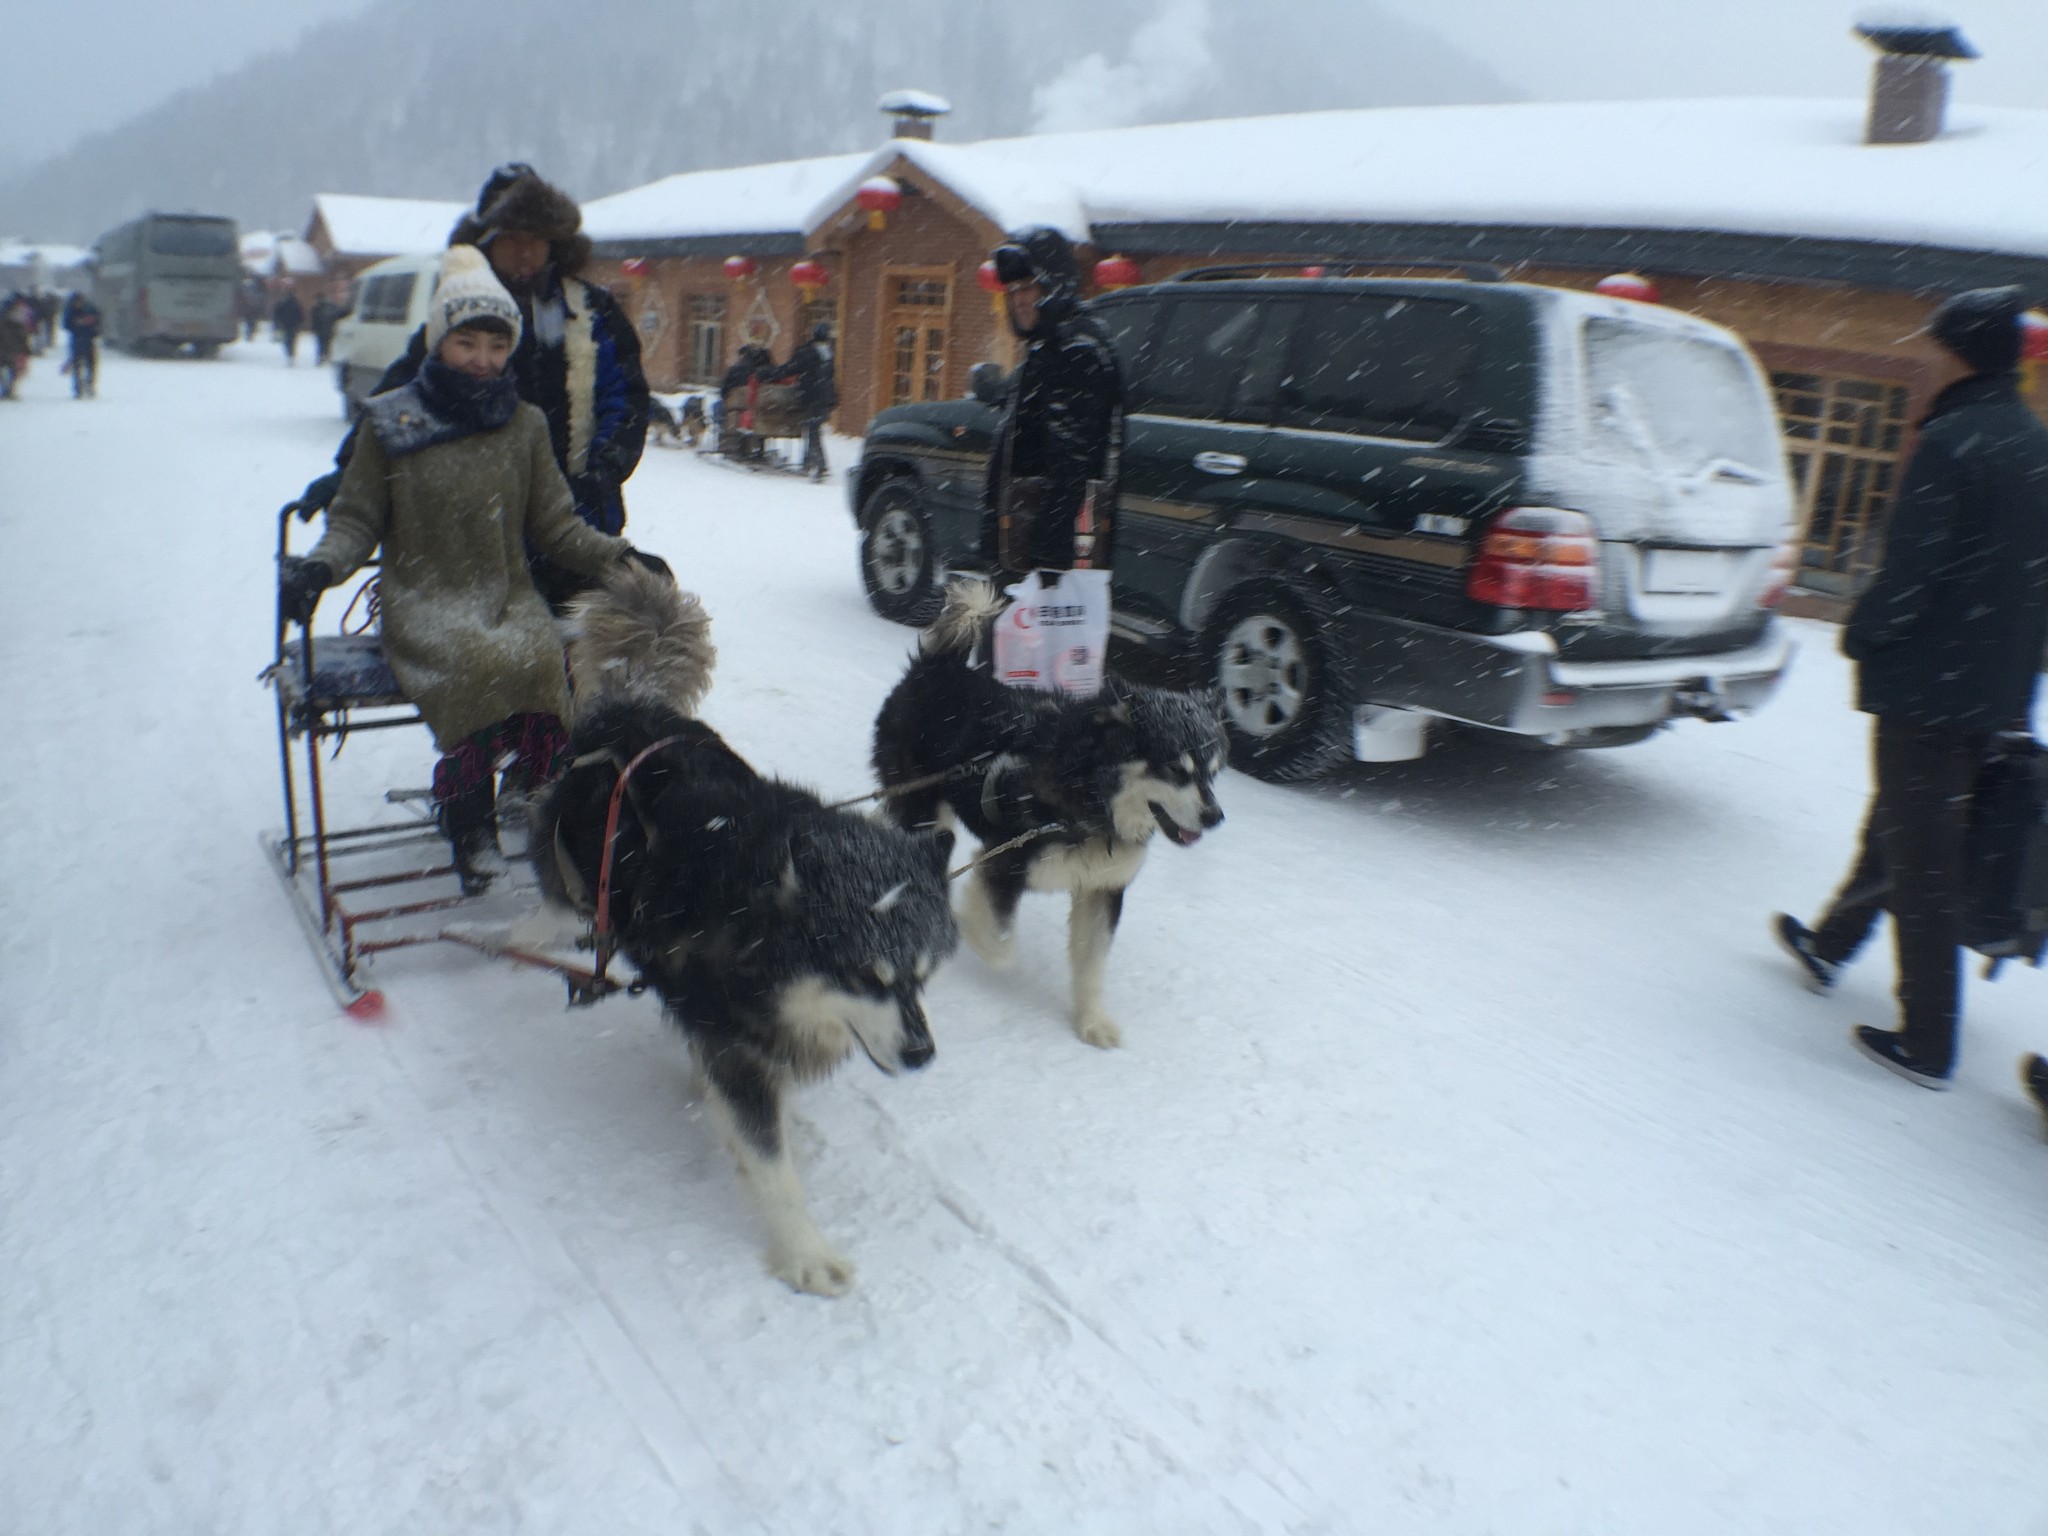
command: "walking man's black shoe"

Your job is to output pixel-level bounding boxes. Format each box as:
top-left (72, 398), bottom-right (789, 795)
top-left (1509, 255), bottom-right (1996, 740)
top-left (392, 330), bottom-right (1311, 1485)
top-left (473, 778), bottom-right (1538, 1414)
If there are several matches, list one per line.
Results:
top-left (2021, 1054), bottom-right (2048, 1135)
top-left (1772, 913), bottom-right (1840, 994)
top-left (1851, 1025), bottom-right (1952, 1091)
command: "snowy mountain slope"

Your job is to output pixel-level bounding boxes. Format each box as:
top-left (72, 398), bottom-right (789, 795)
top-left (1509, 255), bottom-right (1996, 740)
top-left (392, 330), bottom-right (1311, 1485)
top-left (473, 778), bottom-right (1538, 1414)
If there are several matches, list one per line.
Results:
top-left (0, 0), bottom-right (1515, 243)
top-left (3, 348), bottom-right (2046, 1533)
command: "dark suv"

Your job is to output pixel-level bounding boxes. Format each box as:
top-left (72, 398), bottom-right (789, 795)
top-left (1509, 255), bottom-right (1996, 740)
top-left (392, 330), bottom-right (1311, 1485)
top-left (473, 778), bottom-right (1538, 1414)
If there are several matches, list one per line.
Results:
top-left (850, 270), bottom-right (1797, 781)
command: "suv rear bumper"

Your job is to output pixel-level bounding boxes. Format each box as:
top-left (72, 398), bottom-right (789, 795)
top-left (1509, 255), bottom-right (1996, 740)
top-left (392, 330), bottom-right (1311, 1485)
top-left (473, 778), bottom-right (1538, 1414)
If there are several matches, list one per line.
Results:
top-left (1350, 612), bottom-right (1794, 738)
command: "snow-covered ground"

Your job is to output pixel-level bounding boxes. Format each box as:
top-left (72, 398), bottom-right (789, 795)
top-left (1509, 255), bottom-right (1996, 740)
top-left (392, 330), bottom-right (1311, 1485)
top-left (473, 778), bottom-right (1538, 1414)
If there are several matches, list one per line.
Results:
top-left (3, 342), bottom-right (2046, 1536)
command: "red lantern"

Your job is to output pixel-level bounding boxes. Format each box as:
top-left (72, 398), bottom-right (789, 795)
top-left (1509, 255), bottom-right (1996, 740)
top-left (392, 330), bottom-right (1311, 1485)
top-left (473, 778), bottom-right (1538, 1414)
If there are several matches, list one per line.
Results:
top-left (790, 258), bottom-right (830, 298)
top-left (1595, 272), bottom-right (1660, 304)
top-left (976, 259), bottom-right (1003, 294)
top-left (2022, 310), bottom-right (2048, 364)
top-left (722, 254), bottom-right (757, 281)
top-left (855, 176), bottom-right (902, 231)
top-left (1093, 254), bottom-right (1142, 291)
top-left (620, 257), bottom-right (649, 276)
top-left (1300, 264), bottom-right (1326, 278)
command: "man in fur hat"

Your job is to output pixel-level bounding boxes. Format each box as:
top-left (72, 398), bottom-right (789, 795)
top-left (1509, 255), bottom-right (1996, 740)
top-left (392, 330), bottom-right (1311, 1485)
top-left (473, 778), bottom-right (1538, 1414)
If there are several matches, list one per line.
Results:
top-left (302, 163), bottom-right (651, 611)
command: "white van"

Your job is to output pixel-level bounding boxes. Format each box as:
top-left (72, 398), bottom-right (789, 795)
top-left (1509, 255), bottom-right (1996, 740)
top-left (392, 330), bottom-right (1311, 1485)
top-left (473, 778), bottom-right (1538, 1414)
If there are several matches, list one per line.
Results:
top-left (330, 252), bottom-right (441, 417)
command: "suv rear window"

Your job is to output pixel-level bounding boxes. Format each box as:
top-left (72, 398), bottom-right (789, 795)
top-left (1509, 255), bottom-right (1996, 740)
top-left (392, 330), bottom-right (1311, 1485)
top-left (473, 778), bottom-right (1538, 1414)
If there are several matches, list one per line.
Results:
top-left (1582, 318), bottom-right (1779, 478)
top-left (148, 220), bottom-right (237, 258)
top-left (1131, 297), bottom-right (1296, 424)
top-left (1285, 295), bottom-right (1480, 442)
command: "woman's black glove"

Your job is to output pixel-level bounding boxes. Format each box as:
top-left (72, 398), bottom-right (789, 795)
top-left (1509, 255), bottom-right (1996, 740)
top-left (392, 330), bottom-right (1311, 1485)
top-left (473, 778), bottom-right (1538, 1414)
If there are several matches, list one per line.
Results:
top-left (278, 556), bottom-right (332, 626)
top-left (623, 547), bottom-right (673, 583)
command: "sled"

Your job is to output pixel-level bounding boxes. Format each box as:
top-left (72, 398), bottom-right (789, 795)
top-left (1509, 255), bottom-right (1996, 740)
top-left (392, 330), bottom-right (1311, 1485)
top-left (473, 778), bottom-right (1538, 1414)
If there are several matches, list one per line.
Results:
top-left (261, 501), bottom-right (626, 1016)
top-left (699, 381), bottom-right (821, 477)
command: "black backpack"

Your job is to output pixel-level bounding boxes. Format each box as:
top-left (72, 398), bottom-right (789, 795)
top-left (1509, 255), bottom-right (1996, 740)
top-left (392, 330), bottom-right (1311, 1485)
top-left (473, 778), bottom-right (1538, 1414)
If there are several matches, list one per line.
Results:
top-left (1963, 732), bottom-right (2048, 975)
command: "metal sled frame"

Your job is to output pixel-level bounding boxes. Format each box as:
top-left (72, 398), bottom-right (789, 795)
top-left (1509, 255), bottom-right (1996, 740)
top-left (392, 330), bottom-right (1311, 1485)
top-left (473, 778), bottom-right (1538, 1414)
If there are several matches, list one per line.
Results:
top-left (263, 503), bottom-right (624, 1017)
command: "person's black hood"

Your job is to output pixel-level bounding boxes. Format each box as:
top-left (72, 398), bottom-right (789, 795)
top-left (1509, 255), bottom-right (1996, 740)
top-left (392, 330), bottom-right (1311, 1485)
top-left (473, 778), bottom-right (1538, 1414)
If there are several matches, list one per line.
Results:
top-left (1003, 226), bottom-right (1084, 335)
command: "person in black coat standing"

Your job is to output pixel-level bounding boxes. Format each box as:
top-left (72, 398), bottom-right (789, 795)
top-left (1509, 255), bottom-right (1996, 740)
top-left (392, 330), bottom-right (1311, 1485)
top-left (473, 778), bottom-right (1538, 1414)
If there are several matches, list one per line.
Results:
top-left (771, 322), bottom-right (838, 479)
top-left (978, 227), bottom-right (1124, 575)
top-left (273, 291), bottom-right (305, 364)
top-left (1775, 286), bottom-right (2048, 1090)
top-left (309, 291), bottom-right (343, 366)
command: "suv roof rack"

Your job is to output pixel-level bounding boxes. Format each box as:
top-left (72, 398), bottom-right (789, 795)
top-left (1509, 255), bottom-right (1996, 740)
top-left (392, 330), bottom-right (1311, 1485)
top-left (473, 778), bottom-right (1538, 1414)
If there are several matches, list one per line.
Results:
top-left (1164, 259), bottom-right (1509, 285)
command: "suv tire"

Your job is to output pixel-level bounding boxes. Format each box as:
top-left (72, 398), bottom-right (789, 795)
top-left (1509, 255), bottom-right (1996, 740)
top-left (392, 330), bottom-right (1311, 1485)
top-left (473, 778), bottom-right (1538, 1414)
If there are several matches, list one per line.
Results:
top-left (860, 478), bottom-right (943, 625)
top-left (1204, 581), bottom-right (1356, 783)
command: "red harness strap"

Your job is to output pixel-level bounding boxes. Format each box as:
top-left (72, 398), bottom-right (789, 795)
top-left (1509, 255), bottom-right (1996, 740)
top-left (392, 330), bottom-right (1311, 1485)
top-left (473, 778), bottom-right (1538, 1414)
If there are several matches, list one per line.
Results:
top-left (591, 734), bottom-right (682, 987)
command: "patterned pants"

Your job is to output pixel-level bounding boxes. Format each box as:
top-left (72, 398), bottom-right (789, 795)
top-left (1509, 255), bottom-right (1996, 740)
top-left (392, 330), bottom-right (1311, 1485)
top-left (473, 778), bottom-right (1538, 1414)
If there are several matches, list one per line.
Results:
top-left (431, 712), bottom-right (569, 807)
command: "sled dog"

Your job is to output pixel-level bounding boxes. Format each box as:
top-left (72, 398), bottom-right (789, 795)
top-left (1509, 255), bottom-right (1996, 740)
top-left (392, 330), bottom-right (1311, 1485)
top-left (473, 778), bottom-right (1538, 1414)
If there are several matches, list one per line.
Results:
top-left (871, 578), bottom-right (1224, 1048)
top-left (534, 568), bottom-right (958, 1295)
top-left (649, 395), bottom-right (707, 448)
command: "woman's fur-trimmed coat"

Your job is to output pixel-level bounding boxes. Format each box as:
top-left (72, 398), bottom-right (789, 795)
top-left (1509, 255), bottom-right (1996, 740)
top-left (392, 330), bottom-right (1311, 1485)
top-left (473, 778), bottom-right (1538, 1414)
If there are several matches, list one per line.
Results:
top-left (304, 401), bottom-right (628, 747)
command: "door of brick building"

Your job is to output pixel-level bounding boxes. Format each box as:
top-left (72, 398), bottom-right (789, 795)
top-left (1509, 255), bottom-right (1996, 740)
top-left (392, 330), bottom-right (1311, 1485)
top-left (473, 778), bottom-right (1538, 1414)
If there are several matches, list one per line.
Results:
top-left (878, 268), bottom-right (953, 408)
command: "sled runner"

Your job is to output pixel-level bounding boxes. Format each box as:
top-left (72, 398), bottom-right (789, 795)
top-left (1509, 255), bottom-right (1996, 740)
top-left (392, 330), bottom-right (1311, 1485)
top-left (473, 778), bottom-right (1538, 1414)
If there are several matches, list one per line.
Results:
top-left (701, 380), bottom-right (816, 475)
top-left (261, 500), bottom-right (624, 1016)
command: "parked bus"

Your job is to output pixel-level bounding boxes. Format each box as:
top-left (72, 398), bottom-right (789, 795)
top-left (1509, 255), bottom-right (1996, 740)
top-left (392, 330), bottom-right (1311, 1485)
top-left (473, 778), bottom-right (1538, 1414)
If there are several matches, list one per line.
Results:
top-left (92, 212), bottom-right (242, 354)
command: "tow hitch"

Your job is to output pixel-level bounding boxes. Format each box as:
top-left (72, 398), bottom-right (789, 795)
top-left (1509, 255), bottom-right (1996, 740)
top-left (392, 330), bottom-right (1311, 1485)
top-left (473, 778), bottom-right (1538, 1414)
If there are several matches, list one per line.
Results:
top-left (1672, 677), bottom-right (1736, 722)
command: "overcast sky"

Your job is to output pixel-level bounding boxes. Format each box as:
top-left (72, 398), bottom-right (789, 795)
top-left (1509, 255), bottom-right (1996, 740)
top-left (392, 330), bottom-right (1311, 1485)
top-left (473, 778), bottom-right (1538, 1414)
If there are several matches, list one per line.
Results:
top-left (9, 0), bottom-right (2045, 168)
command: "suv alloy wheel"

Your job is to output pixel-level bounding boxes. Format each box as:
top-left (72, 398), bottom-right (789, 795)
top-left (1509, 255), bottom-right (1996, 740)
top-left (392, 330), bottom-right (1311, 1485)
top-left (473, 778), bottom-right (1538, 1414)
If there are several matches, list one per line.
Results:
top-left (858, 479), bottom-right (943, 624)
top-left (1204, 582), bottom-right (1357, 782)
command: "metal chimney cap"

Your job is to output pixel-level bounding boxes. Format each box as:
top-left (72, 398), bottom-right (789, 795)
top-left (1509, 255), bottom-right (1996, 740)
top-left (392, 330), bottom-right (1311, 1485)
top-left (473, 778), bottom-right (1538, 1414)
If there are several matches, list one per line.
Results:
top-left (878, 89), bottom-right (953, 119)
top-left (1854, 20), bottom-right (1979, 60)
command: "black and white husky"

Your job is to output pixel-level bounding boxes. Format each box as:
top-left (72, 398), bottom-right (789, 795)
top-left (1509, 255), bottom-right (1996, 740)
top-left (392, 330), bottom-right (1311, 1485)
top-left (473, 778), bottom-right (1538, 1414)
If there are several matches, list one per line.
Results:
top-left (872, 579), bottom-right (1224, 1049)
top-left (532, 566), bottom-right (958, 1295)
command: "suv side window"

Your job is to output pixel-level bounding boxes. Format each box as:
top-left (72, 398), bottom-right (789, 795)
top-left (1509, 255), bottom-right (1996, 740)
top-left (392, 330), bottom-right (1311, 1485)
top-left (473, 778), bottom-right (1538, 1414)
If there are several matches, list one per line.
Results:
top-left (1132, 296), bottom-right (1289, 425)
top-left (1095, 296), bottom-right (1161, 397)
top-left (1286, 295), bottom-right (1481, 442)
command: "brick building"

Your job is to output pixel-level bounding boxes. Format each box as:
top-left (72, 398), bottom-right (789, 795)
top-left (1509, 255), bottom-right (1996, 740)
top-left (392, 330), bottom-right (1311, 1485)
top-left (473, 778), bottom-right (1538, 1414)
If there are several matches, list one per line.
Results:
top-left (584, 58), bottom-right (2048, 610)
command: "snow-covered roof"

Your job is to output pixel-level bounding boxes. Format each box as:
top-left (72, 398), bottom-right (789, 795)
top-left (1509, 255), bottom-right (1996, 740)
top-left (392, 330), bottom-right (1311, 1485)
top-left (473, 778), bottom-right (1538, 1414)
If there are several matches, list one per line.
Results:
top-left (807, 97), bottom-right (2048, 260)
top-left (0, 241), bottom-right (93, 271)
top-left (582, 154), bottom-right (871, 247)
top-left (310, 193), bottom-right (468, 257)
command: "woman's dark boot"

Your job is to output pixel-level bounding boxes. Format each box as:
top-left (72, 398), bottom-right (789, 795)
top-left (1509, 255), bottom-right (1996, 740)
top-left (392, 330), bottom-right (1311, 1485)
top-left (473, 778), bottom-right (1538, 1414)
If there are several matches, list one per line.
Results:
top-left (436, 779), bottom-right (505, 895)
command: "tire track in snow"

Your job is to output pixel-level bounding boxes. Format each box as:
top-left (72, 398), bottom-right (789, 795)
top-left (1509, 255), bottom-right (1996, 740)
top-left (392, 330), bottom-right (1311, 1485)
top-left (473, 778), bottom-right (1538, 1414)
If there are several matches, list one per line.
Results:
top-left (846, 1084), bottom-right (1318, 1535)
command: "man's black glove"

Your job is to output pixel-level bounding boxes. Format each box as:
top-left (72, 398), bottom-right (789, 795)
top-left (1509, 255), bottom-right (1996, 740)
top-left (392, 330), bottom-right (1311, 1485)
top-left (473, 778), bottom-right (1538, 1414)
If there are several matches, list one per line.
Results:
top-left (623, 547), bottom-right (672, 583)
top-left (278, 556), bottom-right (332, 627)
top-left (296, 470), bottom-right (342, 519)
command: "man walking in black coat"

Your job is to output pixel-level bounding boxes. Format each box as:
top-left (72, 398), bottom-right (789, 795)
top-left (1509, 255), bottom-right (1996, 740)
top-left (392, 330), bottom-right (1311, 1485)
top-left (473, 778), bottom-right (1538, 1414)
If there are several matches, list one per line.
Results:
top-left (309, 291), bottom-right (343, 366)
top-left (978, 227), bottom-right (1124, 575)
top-left (273, 291), bottom-right (305, 364)
top-left (1776, 286), bottom-right (2048, 1090)
top-left (772, 323), bottom-right (838, 479)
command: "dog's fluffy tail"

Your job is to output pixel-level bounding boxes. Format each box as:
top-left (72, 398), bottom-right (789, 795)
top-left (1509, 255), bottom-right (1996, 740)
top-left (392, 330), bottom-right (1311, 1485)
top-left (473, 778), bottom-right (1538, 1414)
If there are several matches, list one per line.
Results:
top-left (563, 562), bottom-right (716, 718)
top-left (921, 576), bottom-right (1007, 660)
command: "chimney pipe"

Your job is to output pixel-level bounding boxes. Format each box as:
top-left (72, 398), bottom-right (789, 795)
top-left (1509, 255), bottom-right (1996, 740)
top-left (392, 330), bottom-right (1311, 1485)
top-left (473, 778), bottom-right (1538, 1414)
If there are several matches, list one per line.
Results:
top-left (878, 88), bottom-right (951, 142)
top-left (1855, 20), bottom-right (1978, 145)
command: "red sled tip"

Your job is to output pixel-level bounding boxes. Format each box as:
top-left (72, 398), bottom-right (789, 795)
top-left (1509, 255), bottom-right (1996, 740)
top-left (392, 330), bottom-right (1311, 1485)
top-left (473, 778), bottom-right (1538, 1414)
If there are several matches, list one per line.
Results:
top-left (344, 990), bottom-right (388, 1022)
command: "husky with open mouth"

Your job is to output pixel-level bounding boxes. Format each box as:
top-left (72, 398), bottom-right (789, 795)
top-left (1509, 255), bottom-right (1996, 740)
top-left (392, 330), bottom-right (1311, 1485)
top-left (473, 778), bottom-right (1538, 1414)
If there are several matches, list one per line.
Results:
top-left (872, 578), bottom-right (1225, 1048)
top-left (533, 568), bottom-right (958, 1296)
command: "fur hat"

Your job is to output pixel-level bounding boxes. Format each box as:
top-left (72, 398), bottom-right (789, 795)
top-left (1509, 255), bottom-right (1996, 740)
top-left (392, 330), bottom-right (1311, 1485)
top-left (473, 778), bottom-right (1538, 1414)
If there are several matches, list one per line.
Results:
top-left (426, 245), bottom-right (523, 354)
top-left (1927, 285), bottom-right (2027, 376)
top-left (448, 164), bottom-right (592, 277)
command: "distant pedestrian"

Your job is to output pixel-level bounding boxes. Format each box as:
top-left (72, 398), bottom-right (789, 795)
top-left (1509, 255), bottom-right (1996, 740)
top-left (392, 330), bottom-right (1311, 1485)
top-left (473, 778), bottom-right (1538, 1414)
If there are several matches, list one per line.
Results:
top-left (771, 322), bottom-right (838, 479)
top-left (1774, 286), bottom-right (2048, 1093)
top-left (239, 277), bottom-right (267, 342)
top-left (309, 290), bottom-right (343, 366)
top-left (0, 296), bottom-right (30, 399)
top-left (61, 291), bottom-right (101, 399)
top-left (273, 291), bottom-right (305, 364)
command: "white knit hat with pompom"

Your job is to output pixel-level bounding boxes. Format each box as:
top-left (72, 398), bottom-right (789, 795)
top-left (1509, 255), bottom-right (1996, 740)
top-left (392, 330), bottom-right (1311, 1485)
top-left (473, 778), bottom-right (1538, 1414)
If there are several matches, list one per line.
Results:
top-left (426, 244), bottom-right (523, 355)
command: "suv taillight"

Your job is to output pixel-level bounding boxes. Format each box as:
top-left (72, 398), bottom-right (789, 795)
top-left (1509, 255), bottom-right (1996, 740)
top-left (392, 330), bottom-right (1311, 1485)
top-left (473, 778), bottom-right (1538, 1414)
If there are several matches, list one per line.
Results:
top-left (1467, 507), bottom-right (1599, 611)
top-left (1757, 541), bottom-right (1799, 609)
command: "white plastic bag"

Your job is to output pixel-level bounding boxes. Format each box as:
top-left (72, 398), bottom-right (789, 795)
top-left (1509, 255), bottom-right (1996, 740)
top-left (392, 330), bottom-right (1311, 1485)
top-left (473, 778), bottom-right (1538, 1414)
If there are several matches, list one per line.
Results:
top-left (993, 569), bottom-right (1112, 698)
